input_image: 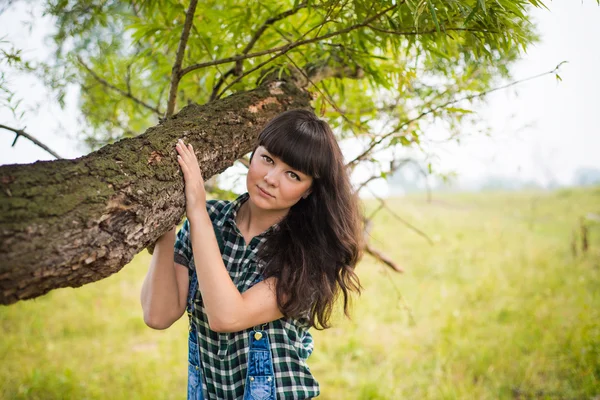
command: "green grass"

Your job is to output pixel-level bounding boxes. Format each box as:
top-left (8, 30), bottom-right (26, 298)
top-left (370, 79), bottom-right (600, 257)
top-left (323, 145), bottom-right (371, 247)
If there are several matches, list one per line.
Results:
top-left (2, 187), bottom-right (599, 399)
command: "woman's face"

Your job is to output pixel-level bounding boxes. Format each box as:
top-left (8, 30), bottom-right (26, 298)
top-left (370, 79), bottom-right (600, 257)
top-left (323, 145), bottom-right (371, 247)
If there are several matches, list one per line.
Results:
top-left (246, 146), bottom-right (313, 212)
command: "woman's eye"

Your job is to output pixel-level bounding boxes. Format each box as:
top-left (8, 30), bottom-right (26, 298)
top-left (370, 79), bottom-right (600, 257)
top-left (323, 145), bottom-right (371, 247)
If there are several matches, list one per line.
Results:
top-left (288, 172), bottom-right (300, 181)
top-left (262, 155), bottom-right (273, 164)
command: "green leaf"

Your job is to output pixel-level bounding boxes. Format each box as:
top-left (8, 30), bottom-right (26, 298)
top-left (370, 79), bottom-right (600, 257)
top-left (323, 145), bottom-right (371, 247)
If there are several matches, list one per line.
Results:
top-left (411, 131), bottom-right (421, 144)
top-left (555, 74), bottom-right (562, 82)
top-left (3, 0), bottom-right (542, 163)
top-left (446, 107), bottom-right (474, 114)
top-left (386, 15), bottom-right (399, 30)
top-left (427, 0), bottom-right (441, 33)
top-left (478, 0), bottom-right (487, 14)
top-left (463, 3), bottom-right (479, 26)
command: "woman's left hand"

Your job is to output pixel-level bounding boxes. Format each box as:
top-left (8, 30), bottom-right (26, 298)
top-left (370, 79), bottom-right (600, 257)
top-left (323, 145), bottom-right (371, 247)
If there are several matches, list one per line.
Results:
top-left (175, 138), bottom-right (207, 222)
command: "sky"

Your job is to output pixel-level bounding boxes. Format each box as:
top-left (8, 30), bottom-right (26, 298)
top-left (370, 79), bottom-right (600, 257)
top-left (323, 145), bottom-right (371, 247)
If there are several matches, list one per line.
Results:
top-left (1, 1), bottom-right (599, 197)
top-left (432, 0), bottom-right (600, 188)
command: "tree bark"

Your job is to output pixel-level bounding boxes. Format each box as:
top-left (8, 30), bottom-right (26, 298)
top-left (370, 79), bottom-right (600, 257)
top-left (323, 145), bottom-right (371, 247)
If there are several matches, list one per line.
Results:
top-left (0, 80), bottom-right (311, 305)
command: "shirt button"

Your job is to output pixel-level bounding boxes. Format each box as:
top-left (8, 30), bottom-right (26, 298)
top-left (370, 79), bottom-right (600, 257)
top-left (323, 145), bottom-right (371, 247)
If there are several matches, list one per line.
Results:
top-left (250, 244), bottom-right (256, 250)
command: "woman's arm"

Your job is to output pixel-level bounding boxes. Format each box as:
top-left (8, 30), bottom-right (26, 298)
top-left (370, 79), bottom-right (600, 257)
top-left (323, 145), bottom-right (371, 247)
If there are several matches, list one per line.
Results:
top-left (188, 212), bottom-right (283, 333)
top-left (140, 226), bottom-right (190, 329)
top-left (175, 138), bottom-right (283, 333)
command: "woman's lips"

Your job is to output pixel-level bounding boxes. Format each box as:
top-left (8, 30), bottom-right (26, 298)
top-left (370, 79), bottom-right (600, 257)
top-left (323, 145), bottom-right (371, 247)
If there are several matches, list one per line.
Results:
top-left (257, 186), bottom-right (274, 198)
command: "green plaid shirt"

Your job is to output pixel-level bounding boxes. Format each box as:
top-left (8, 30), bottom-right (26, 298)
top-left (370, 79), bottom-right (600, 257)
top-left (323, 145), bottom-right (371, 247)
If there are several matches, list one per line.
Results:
top-left (174, 192), bottom-right (320, 399)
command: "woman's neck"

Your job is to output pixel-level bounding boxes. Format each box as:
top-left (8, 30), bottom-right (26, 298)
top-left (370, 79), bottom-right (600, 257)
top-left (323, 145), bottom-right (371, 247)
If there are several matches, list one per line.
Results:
top-left (236, 197), bottom-right (287, 238)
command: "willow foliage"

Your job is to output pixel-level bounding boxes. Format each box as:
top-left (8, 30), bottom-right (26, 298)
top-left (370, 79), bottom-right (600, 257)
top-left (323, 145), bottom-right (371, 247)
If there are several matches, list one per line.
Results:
top-left (4, 0), bottom-right (564, 178)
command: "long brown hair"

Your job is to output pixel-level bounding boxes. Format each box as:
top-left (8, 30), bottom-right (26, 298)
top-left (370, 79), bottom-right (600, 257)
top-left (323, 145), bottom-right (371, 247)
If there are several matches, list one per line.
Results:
top-left (252, 109), bottom-right (363, 329)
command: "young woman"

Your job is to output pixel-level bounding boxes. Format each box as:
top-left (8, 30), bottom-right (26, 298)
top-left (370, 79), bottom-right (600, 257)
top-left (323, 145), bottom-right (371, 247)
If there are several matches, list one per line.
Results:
top-left (141, 109), bottom-right (363, 399)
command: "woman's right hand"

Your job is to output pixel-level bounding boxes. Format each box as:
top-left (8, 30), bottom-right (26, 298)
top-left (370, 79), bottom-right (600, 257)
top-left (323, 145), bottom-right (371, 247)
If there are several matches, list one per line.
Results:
top-left (175, 138), bottom-right (207, 222)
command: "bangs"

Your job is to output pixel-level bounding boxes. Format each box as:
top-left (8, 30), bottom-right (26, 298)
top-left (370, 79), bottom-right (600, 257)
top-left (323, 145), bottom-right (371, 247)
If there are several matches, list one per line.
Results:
top-left (258, 112), bottom-right (331, 179)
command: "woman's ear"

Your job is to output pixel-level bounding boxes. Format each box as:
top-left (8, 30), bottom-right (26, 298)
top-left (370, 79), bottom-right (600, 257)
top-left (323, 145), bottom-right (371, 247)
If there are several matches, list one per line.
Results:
top-left (302, 188), bottom-right (312, 199)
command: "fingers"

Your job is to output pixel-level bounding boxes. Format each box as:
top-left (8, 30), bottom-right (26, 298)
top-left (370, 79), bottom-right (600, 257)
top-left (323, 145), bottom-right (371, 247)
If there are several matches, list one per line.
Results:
top-left (175, 139), bottom-right (200, 177)
top-left (176, 139), bottom-right (190, 171)
top-left (177, 155), bottom-right (189, 175)
top-left (176, 142), bottom-right (192, 165)
top-left (176, 139), bottom-right (195, 158)
top-left (176, 139), bottom-right (187, 155)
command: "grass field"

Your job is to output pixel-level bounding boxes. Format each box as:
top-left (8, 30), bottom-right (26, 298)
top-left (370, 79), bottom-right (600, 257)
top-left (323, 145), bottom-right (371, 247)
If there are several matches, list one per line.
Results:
top-left (1, 187), bottom-right (599, 399)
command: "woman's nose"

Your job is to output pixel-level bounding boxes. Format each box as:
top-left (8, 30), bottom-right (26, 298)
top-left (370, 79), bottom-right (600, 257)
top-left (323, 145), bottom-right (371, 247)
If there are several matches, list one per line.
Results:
top-left (264, 172), bottom-right (278, 187)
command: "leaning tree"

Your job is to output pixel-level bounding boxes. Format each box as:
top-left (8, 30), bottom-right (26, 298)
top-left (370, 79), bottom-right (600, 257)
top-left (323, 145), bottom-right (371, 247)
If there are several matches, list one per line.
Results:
top-left (0, 0), bottom-right (560, 305)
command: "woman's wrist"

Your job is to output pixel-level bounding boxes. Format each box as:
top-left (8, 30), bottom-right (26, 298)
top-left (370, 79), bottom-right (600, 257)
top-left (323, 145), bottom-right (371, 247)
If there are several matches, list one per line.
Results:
top-left (187, 208), bottom-right (211, 227)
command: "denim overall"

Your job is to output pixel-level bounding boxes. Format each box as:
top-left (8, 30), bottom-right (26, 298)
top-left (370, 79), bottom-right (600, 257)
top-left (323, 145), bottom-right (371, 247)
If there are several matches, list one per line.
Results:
top-left (186, 224), bottom-right (277, 400)
top-left (242, 328), bottom-right (277, 400)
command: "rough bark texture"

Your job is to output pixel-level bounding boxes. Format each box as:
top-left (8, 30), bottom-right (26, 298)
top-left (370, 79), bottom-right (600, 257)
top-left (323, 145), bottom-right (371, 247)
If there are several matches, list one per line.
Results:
top-left (0, 80), bottom-right (311, 305)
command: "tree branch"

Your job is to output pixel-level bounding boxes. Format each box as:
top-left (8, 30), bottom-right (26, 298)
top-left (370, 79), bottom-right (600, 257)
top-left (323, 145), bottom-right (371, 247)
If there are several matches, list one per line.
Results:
top-left (214, 4), bottom-right (402, 98)
top-left (312, 0), bottom-right (345, 39)
top-left (215, 53), bottom-right (286, 99)
top-left (369, 187), bottom-right (435, 246)
top-left (362, 217), bottom-right (404, 273)
top-left (180, 3), bottom-right (399, 78)
top-left (356, 154), bottom-right (438, 274)
top-left (364, 242), bottom-right (404, 272)
top-left (0, 124), bottom-right (63, 159)
top-left (348, 62), bottom-right (567, 166)
top-left (354, 158), bottom-right (414, 193)
top-left (247, 3), bottom-right (309, 55)
top-left (165, 0), bottom-right (199, 118)
top-left (0, 79), bottom-right (312, 305)
top-left (210, 2), bottom-right (308, 101)
top-left (367, 25), bottom-right (501, 36)
top-left (283, 54), bottom-right (366, 138)
top-left (76, 56), bottom-right (162, 116)
top-left (214, 4), bottom-right (395, 100)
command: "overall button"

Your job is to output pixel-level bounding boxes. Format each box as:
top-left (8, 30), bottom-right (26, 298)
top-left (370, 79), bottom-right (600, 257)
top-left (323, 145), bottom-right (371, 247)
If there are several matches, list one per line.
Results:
top-left (254, 332), bottom-right (263, 340)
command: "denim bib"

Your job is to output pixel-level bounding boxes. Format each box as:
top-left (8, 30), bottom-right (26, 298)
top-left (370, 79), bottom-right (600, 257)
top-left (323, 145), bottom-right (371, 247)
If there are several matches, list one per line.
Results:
top-left (242, 329), bottom-right (277, 400)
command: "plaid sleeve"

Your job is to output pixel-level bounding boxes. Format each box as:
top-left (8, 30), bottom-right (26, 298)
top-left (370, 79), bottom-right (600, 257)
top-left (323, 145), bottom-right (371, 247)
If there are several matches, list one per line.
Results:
top-left (174, 218), bottom-right (192, 269)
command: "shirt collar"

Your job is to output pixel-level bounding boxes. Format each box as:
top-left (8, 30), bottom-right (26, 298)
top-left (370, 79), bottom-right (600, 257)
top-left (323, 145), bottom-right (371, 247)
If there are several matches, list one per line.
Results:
top-left (225, 192), bottom-right (250, 223)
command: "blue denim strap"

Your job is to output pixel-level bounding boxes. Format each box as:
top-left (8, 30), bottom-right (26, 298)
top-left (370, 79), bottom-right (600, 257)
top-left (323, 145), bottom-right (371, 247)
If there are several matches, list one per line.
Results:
top-left (187, 270), bottom-right (204, 400)
top-left (186, 220), bottom-right (225, 399)
top-left (187, 326), bottom-right (204, 400)
top-left (243, 330), bottom-right (277, 400)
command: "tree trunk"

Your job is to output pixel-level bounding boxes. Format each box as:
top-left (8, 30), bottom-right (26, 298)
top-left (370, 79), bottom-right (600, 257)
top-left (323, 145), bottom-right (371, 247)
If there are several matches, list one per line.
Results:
top-left (0, 80), bottom-right (311, 305)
